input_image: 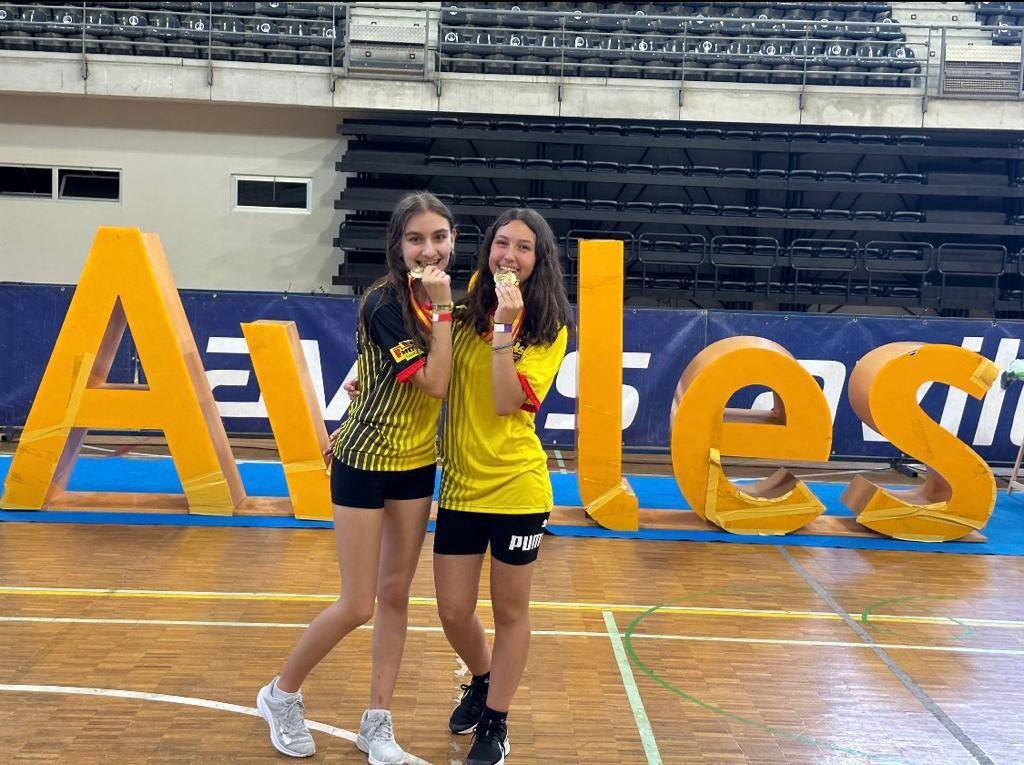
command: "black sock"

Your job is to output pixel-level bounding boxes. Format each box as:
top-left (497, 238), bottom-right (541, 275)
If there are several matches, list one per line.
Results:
top-left (482, 706), bottom-right (507, 724)
top-left (472, 671), bottom-right (490, 687)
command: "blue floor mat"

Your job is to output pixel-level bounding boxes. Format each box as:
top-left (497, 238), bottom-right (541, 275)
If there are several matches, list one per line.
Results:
top-left (1, 455), bottom-right (1022, 556)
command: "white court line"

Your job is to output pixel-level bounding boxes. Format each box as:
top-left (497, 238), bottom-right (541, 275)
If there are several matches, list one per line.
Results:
top-left (0, 684), bottom-right (432, 764)
top-left (4, 614), bottom-right (1024, 656)
top-left (7, 584), bottom-right (1024, 630)
top-left (552, 449), bottom-right (567, 473)
top-left (603, 611), bottom-right (663, 765)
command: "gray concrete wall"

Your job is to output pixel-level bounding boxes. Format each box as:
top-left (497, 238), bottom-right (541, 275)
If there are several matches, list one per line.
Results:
top-left (6, 48), bottom-right (1024, 131)
top-left (0, 94), bottom-right (345, 292)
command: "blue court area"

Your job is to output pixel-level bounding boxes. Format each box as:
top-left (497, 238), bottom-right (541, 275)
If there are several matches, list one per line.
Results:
top-left (1, 455), bottom-right (1022, 556)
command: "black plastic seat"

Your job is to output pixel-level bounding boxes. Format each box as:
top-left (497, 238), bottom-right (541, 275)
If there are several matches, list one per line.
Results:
top-left (692, 128), bottom-right (724, 139)
top-left (526, 197), bottom-right (555, 208)
top-left (722, 167), bottom-right (755, 178)
top-left (788, 208), bottom-right (819, 219)
top-left (656, 165), bottom-right (689, 175)
top-left (855, 172), bottom-right (888, 183)
top-left (753, 206), bottom-right (786, 218)
top-left (792, 130), bottom-right (823, 142)
top-left (790, 169), bottom-right (821, 181)
top-left (558, 160), bottom-right (589, 171)
top-left (654, 202), bottom-right (688, 214)
top-left (853, 210), bottom-right (887, 221)
top-left (426, 155), bottom-right (458, 166)
top-left (492, 157), bottom-right (524, 169)
top-left (589, 199), bottom-right (620, 211)
top-left (890, 211), bottom-right (926, 223)
top-left (625, 163), bottom-right (655, 174)
top-left (459, 157), bottom-right (488, 168)
top-left (591, 160), bottom-right (619, 173)
top-left (757, 168), bottom-right (788, 180)
top-left (525, 158), bottom-right (556, 170)
top-left (823, 171), bottom-right (854, 182)
top-left (560, 198), bottom-right (588, 210)
top-left (892, 173), bottom-right (926, 184)
top-left (690, 204), bottom-right (720, 216)
top-left (721, 205), bottom-right (752, 216)
top-left (623, 201), bottom-right (655, 212)
top-left (459, 195), bottom-right (487, 206)
top-left (821, 208), bottom-right (853, 220)
top-left (690, 165), bottom-right (720, 176)
top-left (858, 133), bottom-right (892, 144)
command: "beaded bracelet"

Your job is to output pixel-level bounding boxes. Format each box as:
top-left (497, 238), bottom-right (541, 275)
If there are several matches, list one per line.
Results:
top-left (492, 341), bottom-right (515, 352)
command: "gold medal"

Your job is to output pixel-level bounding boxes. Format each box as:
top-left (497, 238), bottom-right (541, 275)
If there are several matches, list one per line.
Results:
top-left (409, 265), bottom-right (426, 280)
top-left (494, 268), bottom-right (519, 287)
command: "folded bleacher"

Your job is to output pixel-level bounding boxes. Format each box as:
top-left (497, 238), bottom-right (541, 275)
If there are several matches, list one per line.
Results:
top-left (334, 114), bottom-right (1024, 316)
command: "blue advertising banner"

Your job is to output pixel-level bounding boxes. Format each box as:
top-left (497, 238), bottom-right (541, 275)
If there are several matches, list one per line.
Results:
top-left (3, 283), bottom-right (1024, 463)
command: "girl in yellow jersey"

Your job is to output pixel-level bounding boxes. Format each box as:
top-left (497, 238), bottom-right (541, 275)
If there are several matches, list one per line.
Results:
top-left (435, 208), bottom-right (572, 765)
top-left (258, 192), bottom-right (456, 764)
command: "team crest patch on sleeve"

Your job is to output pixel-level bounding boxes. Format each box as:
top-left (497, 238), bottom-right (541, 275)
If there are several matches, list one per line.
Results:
top-left (390, 340), bottom-right (421, 362)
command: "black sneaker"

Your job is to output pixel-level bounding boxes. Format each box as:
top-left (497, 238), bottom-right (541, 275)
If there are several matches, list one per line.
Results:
top-left (449, 678), bottom-right (488, 734)
top-left (466, 716), bottom-right (510, 765)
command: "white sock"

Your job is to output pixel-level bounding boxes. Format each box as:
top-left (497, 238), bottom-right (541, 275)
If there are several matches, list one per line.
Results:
top-left (271, 680), bottom-right (299, 700)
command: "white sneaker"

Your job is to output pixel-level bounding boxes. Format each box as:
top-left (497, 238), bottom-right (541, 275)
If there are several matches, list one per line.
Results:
top-left (356, 709), bottom-right (406, 765)
top-left (256, 677), bottom-right (316, 757)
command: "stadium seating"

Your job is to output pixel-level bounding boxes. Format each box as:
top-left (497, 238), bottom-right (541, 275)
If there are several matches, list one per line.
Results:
top-left (435, 2), bottom-right (922, 87)
top-left (0, 2), bottom-right (346, 65)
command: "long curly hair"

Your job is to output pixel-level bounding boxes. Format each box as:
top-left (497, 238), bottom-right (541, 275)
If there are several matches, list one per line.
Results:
top-left (460, 208), bottom-right (574, 346)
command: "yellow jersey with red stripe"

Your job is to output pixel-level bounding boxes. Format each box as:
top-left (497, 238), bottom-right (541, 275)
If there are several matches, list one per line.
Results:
top-left (439, 317), bottom-right (568, 514)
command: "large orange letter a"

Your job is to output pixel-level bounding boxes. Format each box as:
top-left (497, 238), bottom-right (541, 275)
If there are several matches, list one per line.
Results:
top-left (1, 227), bottom-right (245, 515)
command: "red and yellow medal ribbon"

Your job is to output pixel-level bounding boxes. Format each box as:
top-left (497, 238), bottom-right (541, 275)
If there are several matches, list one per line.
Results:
top-left (407, 277), bottom-right (433, 333)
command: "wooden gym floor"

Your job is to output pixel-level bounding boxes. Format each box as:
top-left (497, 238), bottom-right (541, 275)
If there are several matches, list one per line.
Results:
top-left (2, 505), bottom-right (1023, 764)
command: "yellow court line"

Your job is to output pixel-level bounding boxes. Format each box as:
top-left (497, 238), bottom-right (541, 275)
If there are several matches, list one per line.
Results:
top-left (1, 585), bottom-right (1023, 630)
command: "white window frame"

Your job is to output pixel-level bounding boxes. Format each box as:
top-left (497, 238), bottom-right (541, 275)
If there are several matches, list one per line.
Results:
top-left (232, 174), bottom-right (312, 214)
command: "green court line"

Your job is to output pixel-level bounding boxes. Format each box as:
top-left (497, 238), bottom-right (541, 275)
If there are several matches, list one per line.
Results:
top-left (623, 586), bottom-right (915, 765)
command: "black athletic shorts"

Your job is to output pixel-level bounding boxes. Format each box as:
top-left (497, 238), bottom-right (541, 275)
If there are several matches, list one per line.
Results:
top-left (330, 458), bottom-right (436, 509)
top-left (433, 507), bottom-right (550, 565)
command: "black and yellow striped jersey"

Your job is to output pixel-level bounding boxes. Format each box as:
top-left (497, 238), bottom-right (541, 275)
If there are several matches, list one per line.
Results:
top-left (439, 314), bottom-right (568, 514)
top-left (333, 283), bottom-right (441, 471)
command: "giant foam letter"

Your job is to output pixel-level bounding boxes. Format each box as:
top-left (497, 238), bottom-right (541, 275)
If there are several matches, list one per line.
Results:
top-left (671, 337), bottom-right (832, 534)
top-left (1, 227), bottom-right (244, 515)
top-left (842, 343), bottom-right (998, 541)
top-left (576, 240), bottom-right (639, 531)
top-left (241, 320), bottom-right (332, 521)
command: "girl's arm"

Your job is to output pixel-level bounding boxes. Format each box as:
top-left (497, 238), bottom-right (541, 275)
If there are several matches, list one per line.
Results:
top-left (491, 282), bottom-right (527, 415)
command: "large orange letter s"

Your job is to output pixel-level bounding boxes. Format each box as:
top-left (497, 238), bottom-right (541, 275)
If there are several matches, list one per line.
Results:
top-left (842, 343), bottom-right (998, 541)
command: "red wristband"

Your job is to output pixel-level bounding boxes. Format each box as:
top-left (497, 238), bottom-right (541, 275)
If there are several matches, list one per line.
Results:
top-left (432, 311), bottom-right (452, 323)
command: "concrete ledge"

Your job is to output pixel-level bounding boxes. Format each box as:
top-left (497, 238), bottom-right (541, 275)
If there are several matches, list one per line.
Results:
top-left (1, 49), bottom-right (1018, 131)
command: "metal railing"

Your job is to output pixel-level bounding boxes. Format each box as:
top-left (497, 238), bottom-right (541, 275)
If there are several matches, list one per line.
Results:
top-left (2, 3), bottom-right (1024, 101)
